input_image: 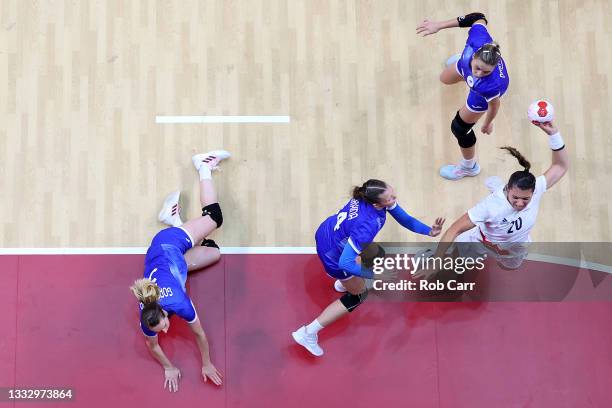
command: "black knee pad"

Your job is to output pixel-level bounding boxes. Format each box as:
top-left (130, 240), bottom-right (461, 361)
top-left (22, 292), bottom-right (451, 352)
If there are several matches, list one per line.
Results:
top-left (451, 111), bottom-right (477, 148)
top-left (340, 290), bottom-right (369, 312)
top-left (202, 203), bottom-right (223, 228)
top-left (201, 238), bottom-right (219, 249)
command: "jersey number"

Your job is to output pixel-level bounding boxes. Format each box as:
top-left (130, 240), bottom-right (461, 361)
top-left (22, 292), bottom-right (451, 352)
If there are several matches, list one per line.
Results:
top-left (507, 217), bottom-right (523, 234)
top-left (334, 211), bottom-right (347, 231)
top-left (159, 287), bottom-right (174, 299)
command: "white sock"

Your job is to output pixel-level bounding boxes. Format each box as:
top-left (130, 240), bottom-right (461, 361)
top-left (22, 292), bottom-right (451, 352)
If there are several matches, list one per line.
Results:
top-left (306, 319), bottom-right (324, 335)
top-left (461, 157), bottom-right (476, 169)
top-left (198, 166), bottom-right (212, 181)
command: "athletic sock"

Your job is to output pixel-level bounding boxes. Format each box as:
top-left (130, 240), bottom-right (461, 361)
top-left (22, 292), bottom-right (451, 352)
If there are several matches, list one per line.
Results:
top-left (198, 166), bottom-right (212, 181)
top-left (460, 157), bottom-right (476, 169)
top-left (306, 319), bottom-right (324, 335)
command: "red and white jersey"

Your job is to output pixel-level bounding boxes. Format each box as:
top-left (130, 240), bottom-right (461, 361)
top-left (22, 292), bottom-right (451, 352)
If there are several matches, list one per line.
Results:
top-left (467, 175), bottom-right (547, 244)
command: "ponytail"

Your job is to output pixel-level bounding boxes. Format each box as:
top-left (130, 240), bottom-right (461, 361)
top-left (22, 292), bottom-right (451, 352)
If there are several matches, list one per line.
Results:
top-left (130, 278), bottom-right (160, 305)
top-left (501, 146), bottom-right (536, 191)
top-left (352, 179), bottom-right (387, 205)
top-left (475, 42), bottom-right (501, 66)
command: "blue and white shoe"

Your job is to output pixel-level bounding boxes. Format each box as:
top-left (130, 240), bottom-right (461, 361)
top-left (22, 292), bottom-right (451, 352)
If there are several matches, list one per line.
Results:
top-left (445, 53), bottom-right (461, 67)
top-left (334, 279), bottom-right (347, 293)
top-left (439, 162), bottom-right (481, 180)
top-left (485, 176), bottom-right (504, 193)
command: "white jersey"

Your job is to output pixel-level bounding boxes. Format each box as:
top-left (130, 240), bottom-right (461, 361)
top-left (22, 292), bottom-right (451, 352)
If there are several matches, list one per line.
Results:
top-left (467, 175), bottom-right (547, 244)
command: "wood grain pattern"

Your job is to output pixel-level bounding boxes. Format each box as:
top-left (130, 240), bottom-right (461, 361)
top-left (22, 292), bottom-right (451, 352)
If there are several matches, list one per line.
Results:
top-left (1, 0), bottom-right (610, 247)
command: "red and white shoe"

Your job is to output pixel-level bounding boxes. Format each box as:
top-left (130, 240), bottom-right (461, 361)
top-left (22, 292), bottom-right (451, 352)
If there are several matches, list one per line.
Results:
top-left (191, 150), bottom-right (231, 172)
top-left (158, 190), bottom-right (183, 227)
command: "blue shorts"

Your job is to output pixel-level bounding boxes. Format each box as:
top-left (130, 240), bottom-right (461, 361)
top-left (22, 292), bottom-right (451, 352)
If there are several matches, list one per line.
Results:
top-left (466, 89), bottom-right (489, 113)
top-left (144, 227), bottom-right (194, 289)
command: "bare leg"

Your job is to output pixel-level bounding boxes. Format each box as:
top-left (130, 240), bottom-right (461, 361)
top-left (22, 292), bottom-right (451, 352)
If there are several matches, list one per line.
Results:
top-left (316, 277), bottom-right (366, 327)
top-left (184, 246), bottom-right (221, 271)
top-left (199, 177), bottom-right (217, 207)
top-left (181, 151), bottom-right (230, 245)
top-left (457, 105), bottom-right (485, 161)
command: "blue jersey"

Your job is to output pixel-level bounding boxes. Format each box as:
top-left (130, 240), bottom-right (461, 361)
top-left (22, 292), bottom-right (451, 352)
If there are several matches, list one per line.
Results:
top-left (315, 198), bottom-right (387, 271)
top-left (456, 24), bottom-right (509, 111)
top-left (139, 227), bottom-right (197, 337)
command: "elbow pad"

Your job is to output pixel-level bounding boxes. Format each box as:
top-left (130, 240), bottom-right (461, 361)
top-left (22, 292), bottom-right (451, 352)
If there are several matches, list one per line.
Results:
top-left (457, 12), bottom-right (487, 27)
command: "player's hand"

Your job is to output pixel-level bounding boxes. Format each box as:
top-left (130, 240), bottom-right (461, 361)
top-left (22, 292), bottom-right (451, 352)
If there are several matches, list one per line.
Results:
top-left (164, 366), bottom-right (181, 392)
top-left (481, 122), bottom-right (494, 135)
top-left (411, 265), bottom-right (438, 281)
top-left (202, 363), bottom-right (223, 386)
top-left (428, 217), bottom-right (446, 237)
top-left (531, 120), bottom-right (558, 135)
top-left (374, 267), bottom-right (398, 282)
top-left (416, 19), bottom-right (440, 36)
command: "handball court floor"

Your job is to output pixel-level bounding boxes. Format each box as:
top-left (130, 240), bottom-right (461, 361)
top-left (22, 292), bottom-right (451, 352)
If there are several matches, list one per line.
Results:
top-left (2, 254), bottom-right (612, 407)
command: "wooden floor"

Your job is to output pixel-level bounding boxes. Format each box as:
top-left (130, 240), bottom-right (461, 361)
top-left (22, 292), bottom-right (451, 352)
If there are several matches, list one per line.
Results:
top-left (1, 0), bottom-right (611, 247)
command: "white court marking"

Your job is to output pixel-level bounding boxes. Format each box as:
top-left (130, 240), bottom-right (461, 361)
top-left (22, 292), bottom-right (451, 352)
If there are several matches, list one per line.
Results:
top-left (155, 115), bottom-right (291, 124)
top-left (0, 247), bottom-right (610, 274)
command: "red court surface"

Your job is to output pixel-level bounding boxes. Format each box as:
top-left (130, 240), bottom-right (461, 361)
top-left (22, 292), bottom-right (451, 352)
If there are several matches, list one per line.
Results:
top-left (2, 254), bottom-right (612, 407)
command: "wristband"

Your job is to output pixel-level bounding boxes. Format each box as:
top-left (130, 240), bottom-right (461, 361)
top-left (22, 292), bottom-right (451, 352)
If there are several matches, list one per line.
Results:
top-left (548, 132), bottom-right (565, 151)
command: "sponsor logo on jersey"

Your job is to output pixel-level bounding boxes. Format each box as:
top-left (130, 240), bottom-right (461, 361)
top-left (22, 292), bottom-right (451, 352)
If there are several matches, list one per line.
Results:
top-left (497, 61), bottom-right (505, 78)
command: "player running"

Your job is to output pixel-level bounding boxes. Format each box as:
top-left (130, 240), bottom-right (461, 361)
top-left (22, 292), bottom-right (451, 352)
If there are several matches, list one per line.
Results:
top-left (292, 179), bottom-right (445, 356)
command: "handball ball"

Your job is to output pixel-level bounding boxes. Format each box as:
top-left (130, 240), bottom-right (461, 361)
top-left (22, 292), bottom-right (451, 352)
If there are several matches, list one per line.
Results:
top-left (528, 100), bottom-right (554, 122)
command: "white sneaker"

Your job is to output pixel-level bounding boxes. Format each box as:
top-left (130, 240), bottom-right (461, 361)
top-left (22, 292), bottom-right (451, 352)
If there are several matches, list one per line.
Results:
top-left (334, 279), bottom-right (347, 293)
top-left (485, 176), bottom-right (504, 193)
top-left (191, 150), bottom-right (231, 172)
top-left (158, 190), bottom-right (183, 227)
top-left (445, 53), bottom-right (461, 67)
top-left (292, 326), bottom-right (324, 357)
top-left (439, 162), bottom-right (481, 180)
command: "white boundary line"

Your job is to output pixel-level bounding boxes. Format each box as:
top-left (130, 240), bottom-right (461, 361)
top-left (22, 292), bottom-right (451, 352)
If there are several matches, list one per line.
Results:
top-left (0, 247), bottom-right (315, 255)
top-left (155, 115), bottom-right (290, 124)
top-left (0, 247), bottom-right (609, 273)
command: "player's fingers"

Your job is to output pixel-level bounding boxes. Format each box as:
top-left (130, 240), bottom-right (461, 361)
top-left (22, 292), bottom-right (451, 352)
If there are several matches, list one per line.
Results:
top-left (164, 378), bottom-right (168, 390)
top-left (212, 373), bottom-right (223, 385)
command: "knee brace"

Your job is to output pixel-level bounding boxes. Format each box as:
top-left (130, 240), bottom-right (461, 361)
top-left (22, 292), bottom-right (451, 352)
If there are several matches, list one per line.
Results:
top-left (451, 111), bottom-right (477, 148)
top-left (201, 238), bottom-right (219, 249)
top-left (202, 203), bottom-right (223, 228)
top-left (340, 290), bottom-right (369, 312)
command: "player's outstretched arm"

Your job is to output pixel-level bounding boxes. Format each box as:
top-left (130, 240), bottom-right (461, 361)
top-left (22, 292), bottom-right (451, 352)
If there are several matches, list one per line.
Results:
top-left (412, 213), bottom-right (475, 280)
top-left (416, 13), bottom-right (487, 37)
top-left (144, 335), bottom-right (182, 392)
top-left (189, 317), bottom-right (223, 386)
top-left (533, 120), bottom-right (570, 189)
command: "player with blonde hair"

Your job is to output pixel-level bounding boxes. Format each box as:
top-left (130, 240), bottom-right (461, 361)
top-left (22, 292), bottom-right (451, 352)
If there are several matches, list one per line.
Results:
top-left (130, 150), bottom-right (230, 392)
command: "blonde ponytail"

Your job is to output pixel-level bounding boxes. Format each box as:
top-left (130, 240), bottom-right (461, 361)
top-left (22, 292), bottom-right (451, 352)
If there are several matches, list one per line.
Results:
top-left (130, 278), bottom-right (160, 304)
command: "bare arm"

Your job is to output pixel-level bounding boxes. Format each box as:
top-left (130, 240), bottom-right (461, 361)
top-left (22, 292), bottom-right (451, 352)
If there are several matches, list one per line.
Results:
top-left (145, 335), bottom-right (182, 392)
top-left (483, 97), bottom-right (501, 128)
top-left (412, 213), bottom-right (476, 279)
top-left (533, 121), bottom-right (570, 189)
top-left (416, 16), bottom-right (486, 36)
top-left (189, 318), bottom-right (223, 385)
top-left (433, 213), bottom-right (476, 258)
top-left (145, 335), bottom-right (175, 369)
